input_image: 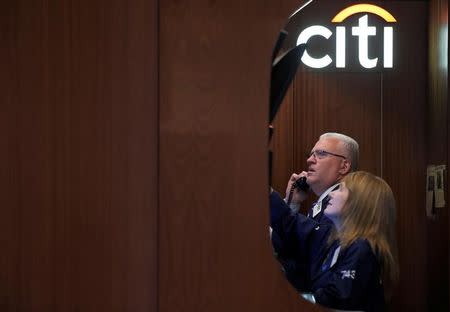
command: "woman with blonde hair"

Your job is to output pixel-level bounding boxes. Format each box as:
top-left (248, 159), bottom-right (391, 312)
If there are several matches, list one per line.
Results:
top-left (270, 171), bottom-right (398, 311)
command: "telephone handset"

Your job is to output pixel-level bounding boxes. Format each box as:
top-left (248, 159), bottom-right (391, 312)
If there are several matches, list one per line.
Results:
top-left (287, 177), bottom-right (309, 205)
top-left (293, 176), bottom-right (309, 192)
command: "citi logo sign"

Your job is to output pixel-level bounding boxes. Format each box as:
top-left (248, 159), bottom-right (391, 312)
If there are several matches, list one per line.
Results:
top-left (297, 4), bottom-right (397, 69)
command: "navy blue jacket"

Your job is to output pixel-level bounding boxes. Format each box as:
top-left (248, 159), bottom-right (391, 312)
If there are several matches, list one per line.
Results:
top-left (270, 191), bottom-right (385, 311)
top-left (271, 194), bottom-right (333, 292)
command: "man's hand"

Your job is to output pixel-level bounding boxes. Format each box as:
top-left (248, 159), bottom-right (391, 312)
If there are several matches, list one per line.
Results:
top-left (285, 172), bottom-right (309, 204)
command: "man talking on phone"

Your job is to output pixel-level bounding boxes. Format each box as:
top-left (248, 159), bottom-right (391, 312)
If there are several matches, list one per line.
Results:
top-left (271, 132), bottom-right (359, 292)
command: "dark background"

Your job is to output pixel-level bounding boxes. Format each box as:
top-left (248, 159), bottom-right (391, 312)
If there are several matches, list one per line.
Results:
top-left (1, 0), bottom-right (447, 311)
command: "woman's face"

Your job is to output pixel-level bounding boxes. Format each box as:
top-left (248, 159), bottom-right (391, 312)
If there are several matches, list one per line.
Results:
top-left (325, 182), bottom-right (349, 218)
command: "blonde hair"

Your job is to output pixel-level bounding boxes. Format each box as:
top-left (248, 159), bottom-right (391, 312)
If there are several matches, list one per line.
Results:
top-left (329, 171), bottom-right (399, 299)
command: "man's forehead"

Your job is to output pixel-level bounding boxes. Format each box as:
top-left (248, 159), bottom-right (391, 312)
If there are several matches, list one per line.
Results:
top-left (313, 137), bottom-right (341, 150)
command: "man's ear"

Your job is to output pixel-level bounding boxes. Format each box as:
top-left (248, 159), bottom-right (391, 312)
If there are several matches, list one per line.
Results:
top-left (339, 159), bottom-right (351, 175)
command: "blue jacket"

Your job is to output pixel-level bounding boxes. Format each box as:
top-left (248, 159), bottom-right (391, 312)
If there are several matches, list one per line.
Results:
top-left (270, 191), bottom-right (385, 311)
top-left (271, 193), bottom-right (334, 292)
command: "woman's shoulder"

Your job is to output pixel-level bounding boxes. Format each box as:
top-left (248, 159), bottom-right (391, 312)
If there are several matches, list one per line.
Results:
top-left (342, 239), bottom-right (377, 262)
top-left (335, 239), bottom-right (381, 282)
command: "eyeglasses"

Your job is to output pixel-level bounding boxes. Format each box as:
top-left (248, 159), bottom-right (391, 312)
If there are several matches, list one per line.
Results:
top-left (308, 149), bottom-right (346, 160)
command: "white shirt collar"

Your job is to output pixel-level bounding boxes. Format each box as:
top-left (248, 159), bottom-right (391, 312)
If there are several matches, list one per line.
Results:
top-left (318, 183), bottom-right (340, 203)
top-left (311, 183), bottom-right (340, 218)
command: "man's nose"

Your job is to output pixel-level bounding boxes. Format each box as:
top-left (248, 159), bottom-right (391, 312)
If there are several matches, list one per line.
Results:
top-left (306, 154), bottom-right (316, 164)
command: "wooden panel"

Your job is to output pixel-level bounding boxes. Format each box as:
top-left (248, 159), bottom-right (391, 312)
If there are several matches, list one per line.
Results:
top-left (428, 0), bottom-right (449, 310)
top-left (271, 85), bottom-right (294, 195)
top-left (292, 72), bottom-right (382, 175)
top-left (159, 0), bottom-right (327, 311)
top-left (381, 2), bottom-right (428, 310)
top-left (383, 72), bottom-right (427, 311)
top-left (0, 0), bottom-right (158, 311)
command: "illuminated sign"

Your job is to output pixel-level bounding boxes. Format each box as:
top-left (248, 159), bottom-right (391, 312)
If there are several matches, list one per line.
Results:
top-left (296, 4), bottom-right (397, 69)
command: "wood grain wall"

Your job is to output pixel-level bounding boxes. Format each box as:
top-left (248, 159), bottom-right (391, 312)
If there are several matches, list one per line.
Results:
top-left (158, 0), bottom-right (326, 310)
top-left (0, 0), bottom-right (158, 311)
top-left (427, 0), bottom-right (449, 310)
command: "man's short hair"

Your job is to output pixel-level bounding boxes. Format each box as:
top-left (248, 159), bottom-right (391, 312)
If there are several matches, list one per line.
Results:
top-left (320, 132), bottom-right (359, 171)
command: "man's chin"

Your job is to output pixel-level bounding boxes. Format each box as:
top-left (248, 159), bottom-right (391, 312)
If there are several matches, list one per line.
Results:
top-left (306, 178), bottom-right (321, 195)
top-left (306, 176), bottom-right (317, 185)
